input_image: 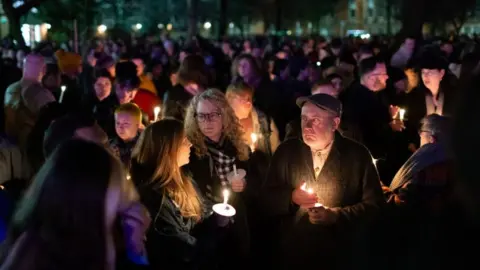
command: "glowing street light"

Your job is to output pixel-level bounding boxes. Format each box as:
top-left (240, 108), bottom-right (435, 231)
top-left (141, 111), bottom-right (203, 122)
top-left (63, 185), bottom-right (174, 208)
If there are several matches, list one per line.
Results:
top-left (166, 23), bottom-right (173, 31)
top-left (158, 23), bottom-right (164, 29)
top-left (229, 22), bottom-right (234, 29)
top-left (97, 24), bottom-right (107, 34)
top-left (45, 23), bottom-right (51, 29)
top-left (203, 21), bottom-right (212, 30)
top-left (135, 23), bottom-right (142, 30)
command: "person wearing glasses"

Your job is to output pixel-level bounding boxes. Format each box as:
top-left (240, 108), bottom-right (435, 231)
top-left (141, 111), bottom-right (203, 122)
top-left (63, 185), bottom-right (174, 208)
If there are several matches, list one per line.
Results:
top-left (183, 89), bottom-right (251, 270)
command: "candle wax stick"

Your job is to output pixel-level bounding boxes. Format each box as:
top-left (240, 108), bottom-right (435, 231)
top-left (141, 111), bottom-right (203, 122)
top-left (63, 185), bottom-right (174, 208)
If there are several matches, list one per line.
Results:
top-left (222, 189), bottom-right (229, 205)
top-left (153, 106), bottom-right (161, 121)
top-left (399, 109), bottom-right (406, 121)
top-left (250, 133), bottom-right (258, 152)
top-left (233, 164), bottom-right (237, 176)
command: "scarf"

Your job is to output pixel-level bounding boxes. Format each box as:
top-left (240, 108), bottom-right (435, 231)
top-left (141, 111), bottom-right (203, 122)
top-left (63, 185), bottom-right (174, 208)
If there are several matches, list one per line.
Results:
top-left (206, 137), bottom-right (236, 186)
top-left (389, 143), bottom-right (450, 191)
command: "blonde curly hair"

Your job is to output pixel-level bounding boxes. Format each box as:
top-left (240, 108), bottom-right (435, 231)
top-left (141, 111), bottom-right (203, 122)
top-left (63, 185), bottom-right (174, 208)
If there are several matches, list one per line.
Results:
top-left (184, 88), bottom-right (249, 161)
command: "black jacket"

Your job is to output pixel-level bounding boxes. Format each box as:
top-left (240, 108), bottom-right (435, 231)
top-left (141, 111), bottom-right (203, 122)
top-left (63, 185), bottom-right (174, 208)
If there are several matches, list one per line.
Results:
top-left (183, 142), bottom-right (251, 270)
top-left (131, 164), bottom-right (226, 270)
top-left (260, 134), bottom-right (384, 269)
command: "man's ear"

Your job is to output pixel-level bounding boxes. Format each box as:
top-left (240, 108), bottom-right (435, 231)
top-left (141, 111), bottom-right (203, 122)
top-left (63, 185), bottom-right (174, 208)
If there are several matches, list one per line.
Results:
top-left (333, 117), bottom-right (341, 130)
top-left (439, 69), bottom-right (446, 80)
top-left (429, 135), bottom-right (436, 144)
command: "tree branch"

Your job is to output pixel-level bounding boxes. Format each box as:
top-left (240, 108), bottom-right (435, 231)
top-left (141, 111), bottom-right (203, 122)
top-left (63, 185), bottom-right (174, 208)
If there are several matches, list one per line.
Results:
top-left (16, 0), bottom-right (49, 16)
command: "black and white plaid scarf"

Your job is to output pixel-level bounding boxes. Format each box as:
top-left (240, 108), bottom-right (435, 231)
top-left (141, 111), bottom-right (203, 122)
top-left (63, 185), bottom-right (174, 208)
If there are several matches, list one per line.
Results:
top-left (206, 137), bottom-right (236, 186)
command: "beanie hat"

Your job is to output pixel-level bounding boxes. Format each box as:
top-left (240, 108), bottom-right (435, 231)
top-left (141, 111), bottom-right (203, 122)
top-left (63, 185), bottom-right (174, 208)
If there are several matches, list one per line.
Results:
top-left (55, 49), bottom-right (82, 74)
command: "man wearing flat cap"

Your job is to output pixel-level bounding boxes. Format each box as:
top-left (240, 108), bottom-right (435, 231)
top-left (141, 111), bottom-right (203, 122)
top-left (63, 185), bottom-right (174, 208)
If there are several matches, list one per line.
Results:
top-left (259, 94), bottom-right (384, 269)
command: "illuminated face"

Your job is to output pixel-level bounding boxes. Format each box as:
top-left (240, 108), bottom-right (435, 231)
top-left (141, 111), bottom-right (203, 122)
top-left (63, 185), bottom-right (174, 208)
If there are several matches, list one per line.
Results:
top-left (115, 84), bottom-right (138, 104)
top-left (132, 58), bottom-right (145, 76)
top-left (228, 92), bottom-right (252, 120)
top-left (365, 63), bottom-right (388, 92)
top-left (94, 77), bottom-right (112, 101)
top-left (421, 69), bottom-right (445, 92)
top-left (196, 100), bottom-right (223, 142)
top-left (177, 136), bottom-right (192, 167)
top-left (115, 113), bottom-right (140, 142)
top-left (238, 58), bottom-right (253, 79)
top-left (301, 102), bottom-right (339, 150)
top-left (331, 77), bottom-right (342, 92)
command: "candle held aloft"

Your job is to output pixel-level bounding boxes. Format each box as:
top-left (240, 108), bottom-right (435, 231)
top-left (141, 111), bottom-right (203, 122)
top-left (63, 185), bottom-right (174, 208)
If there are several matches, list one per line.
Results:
top-left (399, 108), bottom-right (406, 121)
top-left (59, 85), bottom-right (66, 103)
top-left (153, 106), bottom-right (161, 121)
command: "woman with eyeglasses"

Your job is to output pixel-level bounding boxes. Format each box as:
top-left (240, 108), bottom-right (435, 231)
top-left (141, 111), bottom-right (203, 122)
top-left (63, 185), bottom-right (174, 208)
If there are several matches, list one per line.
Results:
top-left (184, 89), bottom-right (251, 269)
top-left (130, 119), bottom-right (230, 269)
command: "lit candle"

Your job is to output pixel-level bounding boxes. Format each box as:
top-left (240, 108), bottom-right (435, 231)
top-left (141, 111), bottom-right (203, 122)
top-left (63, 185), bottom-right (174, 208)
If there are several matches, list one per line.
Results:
top-left (212, 189), bottom-right (236, 217)
top-left (233, 164), bottom-right (237, 176)
top-left (300, 182), bottom-right (314, 194)
top-left (301, 182), bottom-right (324, 208)
top-left (59, 85), bottom-right (66, 103)
top-left (153, 106), bottom-right (161, 121)
top-left (250, 133), bottom-right (258, 152)
top-left (399, 108), bottom-right (406, 121)
top-left (222, 189), bottom-right (229, 205)
top-left (126, 174), bottom-right (131, 181)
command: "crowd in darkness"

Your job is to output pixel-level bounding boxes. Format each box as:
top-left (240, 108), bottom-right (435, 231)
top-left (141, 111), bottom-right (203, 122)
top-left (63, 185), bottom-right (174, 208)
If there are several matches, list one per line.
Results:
top-left (0, 33), bottom-right (479, 269)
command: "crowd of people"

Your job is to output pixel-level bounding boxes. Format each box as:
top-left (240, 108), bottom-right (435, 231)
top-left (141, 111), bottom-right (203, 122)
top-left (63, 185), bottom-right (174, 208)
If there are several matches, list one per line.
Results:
top-left (0, 33), bottom-right (478, 269)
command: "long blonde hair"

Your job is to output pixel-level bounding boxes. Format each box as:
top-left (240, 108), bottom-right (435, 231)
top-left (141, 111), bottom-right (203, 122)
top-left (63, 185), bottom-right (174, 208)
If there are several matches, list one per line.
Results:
top-left (131, 119), bottom-right (202, 221)
top-left (184, 88), bottom-right (249, 161)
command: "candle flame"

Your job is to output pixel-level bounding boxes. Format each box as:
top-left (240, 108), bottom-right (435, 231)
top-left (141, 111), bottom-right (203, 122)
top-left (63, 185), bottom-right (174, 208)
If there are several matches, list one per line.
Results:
top-left (250, 133), bottom-right (258, 144)
top-left (154, 106), bottom-right (161, 116)
top-left (399, 108), bottom-right (406, 120)
top-left (300, 183), bottom-right (314, 194)
top-left (61, 85), bottom-right (66, 92)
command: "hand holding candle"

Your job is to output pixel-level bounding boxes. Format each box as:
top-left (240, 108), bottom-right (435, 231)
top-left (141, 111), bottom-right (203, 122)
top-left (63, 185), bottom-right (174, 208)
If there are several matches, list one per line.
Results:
top-left (228, 164), bottom-right (246, 193)
top-left (212, 188), bottom-right (236, 217)
top-left (293, 182), bottom-right (318, 208)
top-left (59, 85), bottom-right (66, 103)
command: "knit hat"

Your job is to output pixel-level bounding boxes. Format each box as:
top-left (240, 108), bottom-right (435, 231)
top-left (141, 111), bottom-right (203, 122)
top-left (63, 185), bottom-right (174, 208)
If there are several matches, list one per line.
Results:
top-left (55, 49), bottom-right (82, 74)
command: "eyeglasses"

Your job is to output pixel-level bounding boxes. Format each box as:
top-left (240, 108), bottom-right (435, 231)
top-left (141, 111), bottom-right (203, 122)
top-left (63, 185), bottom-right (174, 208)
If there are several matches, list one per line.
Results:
top-left (195, 112), bottom-right (222, 123)
top-left (233, 95), bottom-right (252, 104)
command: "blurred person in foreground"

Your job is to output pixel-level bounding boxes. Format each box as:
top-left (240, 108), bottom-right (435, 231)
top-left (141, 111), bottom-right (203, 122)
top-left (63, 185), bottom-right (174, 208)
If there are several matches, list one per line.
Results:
top-left (0, 140), bottom-right (150, 270)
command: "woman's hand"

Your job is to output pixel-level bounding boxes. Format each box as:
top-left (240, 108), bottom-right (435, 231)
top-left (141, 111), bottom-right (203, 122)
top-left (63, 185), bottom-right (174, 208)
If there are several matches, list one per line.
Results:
top-left (231, 178), bottom-right (246, 192)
